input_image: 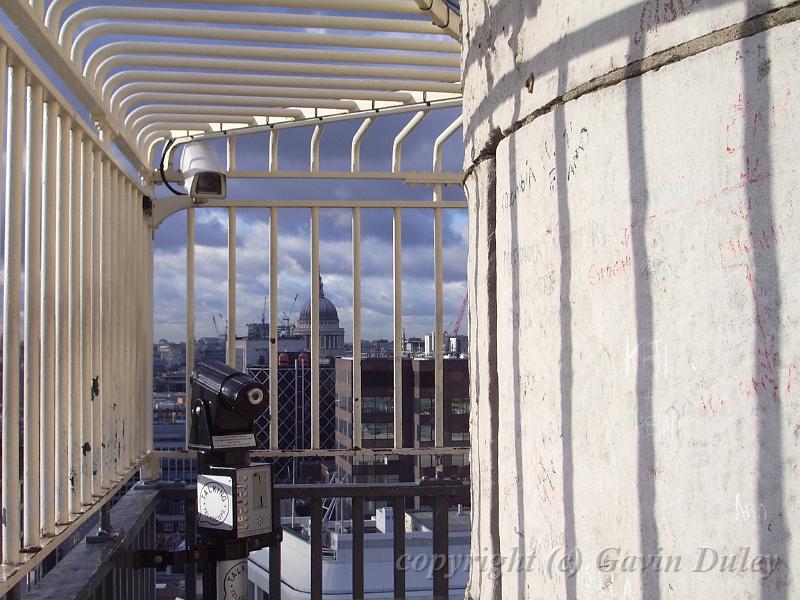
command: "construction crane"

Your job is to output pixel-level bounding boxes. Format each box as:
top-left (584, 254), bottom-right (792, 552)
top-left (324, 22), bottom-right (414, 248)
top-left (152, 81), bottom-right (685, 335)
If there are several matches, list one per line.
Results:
top-left (281, 293), bottom-right (299, 332)
top-left (447, 293), bottom-right (468, 337)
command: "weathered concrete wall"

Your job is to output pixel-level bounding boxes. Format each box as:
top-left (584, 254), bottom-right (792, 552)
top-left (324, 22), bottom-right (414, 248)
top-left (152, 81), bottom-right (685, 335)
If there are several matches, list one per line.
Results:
top-left (464, 2), bottom-right (800, 599)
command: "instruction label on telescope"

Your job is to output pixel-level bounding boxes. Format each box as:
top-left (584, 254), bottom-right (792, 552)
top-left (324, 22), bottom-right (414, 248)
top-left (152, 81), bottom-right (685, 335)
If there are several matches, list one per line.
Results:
top-left (198, 475), bottom-right (234, 530)
top-left (211, 433), bottom-right (257, 449)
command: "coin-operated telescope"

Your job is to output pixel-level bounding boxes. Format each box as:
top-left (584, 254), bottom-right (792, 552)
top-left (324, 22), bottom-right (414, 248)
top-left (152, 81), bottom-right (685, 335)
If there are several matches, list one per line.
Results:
top-left (189, 362), bottom-right (275, 599)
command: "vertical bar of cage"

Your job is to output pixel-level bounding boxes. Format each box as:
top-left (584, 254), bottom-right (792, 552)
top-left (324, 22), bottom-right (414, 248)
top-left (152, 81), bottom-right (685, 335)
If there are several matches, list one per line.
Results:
top-left (128, 184), bottom-right (137, 463)
top-left (146, 224), bottom-right (155, 453)
top-left (310, 498), bottom-right (323, 600)
top-left (351, 208), bottom-right (362, 449)
top-left (123, 184), bottom-right (133, 465)
top-left (392, 207), bottom-right (402, 449)
top-left (69, 126), bottom-right (83, 514)
top-left (351, 496), bottom-right (364, 599)
top-left (23, 80), bottom-right (44, 549)
top-left (186, 207), bottom-right (195, 439)
top-left (392, 496), bottom-right (406, 598)
top-left (268, 129), bottom-right (278, 172)
top-left (120, 180), bottom-right (129, 469)
top-left (80, 136), bottom-right (92, 506)
top-left (227, 207), bottom-right (237, 367)
top-left (310, 207), bottom-right (320, 450)
top-left (269, 493), bottom-right (282, 600)
top-left (432, 494), bottom-right (449, 599)
top-left (431, 116), bottom-right (461, 449)
top-left (55, 113), bottom-right (72, 521)
top-left (91, 148), bottom-right (102, 491)
top-left (434, 206), bottom-right (444, 448)
top-left (350, 118), bottom-right (372, 173)
top-left (40, 97), bottom-right (59, 534)
top-left (310, 124), bottom-right (323, 173)
top-left (100, 157), bottom-right (112, 489)
top-left (2, 59), bottom-right (24, 564)
top-left (111, 169), bottom-right (121, 478)
top-left (227, 135), bottom-right (236, 172)
top-left (269, 207), bottom-right (279, 450)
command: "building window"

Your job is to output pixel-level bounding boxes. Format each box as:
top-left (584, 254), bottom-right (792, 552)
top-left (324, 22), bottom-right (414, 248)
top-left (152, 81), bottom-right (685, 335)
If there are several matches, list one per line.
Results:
top-left (362, 396), bottom-right (393, 413)
top-left (336, 394), bottom-right (353, 412)
top-left (363, 422), bottom-right (393, 440)
top-left (450, 430), bottom-right (470, 442)
top-left (418, 454), bottom-right (435, 469)
top-left (417, 424), bottom-right (433, 442)
top-left (450, 397), bottom-right (469, 415)
top-left (415, 397), bottom-right (434, 415)
top-left (451, 453), bottom-right (470, 467)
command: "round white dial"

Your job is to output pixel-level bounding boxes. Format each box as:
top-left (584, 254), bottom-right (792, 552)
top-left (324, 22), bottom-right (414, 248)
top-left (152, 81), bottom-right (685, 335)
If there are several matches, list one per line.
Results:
top-left (199, 481), bottom-right (230, 525)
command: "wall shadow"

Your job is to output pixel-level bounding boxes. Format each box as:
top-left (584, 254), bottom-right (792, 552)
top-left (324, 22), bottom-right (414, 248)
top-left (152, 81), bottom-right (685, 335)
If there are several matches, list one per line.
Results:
top-left (553, 66), bottom-right (577, 600)
top-left (624, 37), bottom-right (660, 600)
top-left (741, 4), bottom-right (788, 596)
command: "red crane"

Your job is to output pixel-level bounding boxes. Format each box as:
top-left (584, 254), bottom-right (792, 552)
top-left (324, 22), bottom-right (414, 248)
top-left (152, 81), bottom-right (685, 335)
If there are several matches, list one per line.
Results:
top-left (447, 293), bottom-right (469, 337)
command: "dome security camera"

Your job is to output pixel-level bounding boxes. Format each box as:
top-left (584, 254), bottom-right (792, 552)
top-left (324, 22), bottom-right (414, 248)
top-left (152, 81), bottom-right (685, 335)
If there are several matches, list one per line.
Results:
top-left (179, 141), bottom-right (227, 202)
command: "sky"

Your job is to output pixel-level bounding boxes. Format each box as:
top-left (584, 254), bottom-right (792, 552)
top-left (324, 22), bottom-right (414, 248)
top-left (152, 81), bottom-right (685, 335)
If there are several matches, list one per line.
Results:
top-left (152, 108), bottom-right (467, 343)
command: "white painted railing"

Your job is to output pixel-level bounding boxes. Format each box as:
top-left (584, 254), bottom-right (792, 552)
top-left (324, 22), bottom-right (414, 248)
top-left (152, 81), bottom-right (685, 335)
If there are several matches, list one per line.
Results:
top-left (0, 32), bottom-right (152, 591)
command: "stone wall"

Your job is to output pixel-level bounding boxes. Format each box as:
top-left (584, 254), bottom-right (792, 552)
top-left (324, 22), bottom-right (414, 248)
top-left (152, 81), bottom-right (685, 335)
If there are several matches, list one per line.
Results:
top-left (464, 2), bottom-right (800, 598)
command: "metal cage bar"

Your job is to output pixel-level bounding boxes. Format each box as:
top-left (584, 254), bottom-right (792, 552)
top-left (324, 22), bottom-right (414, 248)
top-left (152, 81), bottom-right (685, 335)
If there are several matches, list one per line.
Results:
top-left (186, 207), bottom-right (196, 435)
top-left (40, 97), bottom-right (59, 536)
top-left (227, 207), bottom-right (237, 367)
top-left (310, 207), bottom-right (320, 449)
top-left (23, 80), bottom-right (44, 549)
top-left (3, 58), bottom-right (25, 564)
top-left (269, 207), bottom-right (279, 450)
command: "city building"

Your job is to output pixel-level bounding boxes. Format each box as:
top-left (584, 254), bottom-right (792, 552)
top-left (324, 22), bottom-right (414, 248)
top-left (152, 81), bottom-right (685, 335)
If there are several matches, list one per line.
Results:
top-left (293, 278), bottom-right (346, 361)
top-left (334, 358), bottom-right (470, 488)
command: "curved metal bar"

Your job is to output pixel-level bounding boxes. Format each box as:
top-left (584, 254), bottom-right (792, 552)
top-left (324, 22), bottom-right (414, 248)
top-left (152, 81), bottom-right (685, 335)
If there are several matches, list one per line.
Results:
top-left (105, 69), bottom-right (458, 106)
top-left (432, 114), bottom-right (463, 172)
top-left (113, 82), bottom-right (411, 117)
top-left (95, 55), bottom-right (458, 96)
top-left (46, 0), bottom-right (420, 33)
top-left (392, 111), bottom-right (427, 173)
top-left (60, 7), bottom-right (443, 57)
top-left (351, 117), bottom-right (374, 173)
top-left (85, 41), bottom-right (459, 84)
top-left (310, 124), bottom-right (324, 173)
top-left (74, 22), bottom-right (459, 73)
top-left (122, 95), bottom-right (353, 126)
top-left (432, 114), bottom-right (462, 201)
top-left (125, 103), bottom-right (322, 131)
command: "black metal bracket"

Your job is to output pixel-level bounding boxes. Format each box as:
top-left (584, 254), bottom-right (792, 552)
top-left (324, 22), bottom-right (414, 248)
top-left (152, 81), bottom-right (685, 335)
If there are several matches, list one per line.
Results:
top-left (133, 546), bottom-right (208, 569)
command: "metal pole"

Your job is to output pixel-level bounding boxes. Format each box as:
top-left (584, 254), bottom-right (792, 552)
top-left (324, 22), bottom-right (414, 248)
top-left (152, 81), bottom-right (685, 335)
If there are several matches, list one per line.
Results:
top-left (310, 207), bottom-right (320, 450)
top-left (227, 207), bottom-right (237, 367)
top-left (434, 206), bottom-right (444, 447)
top-left (351, 208), bottom-right (362, 449)
top-left (111, 169), bottom-right (121, 477)
top-left (392, 207), bottom-right (403, 449)
top-left (269, 207), bottom-right (279, 450)
top-left (268, 129), bottom-right (278, 172)
top-left (91, 148), bottom-right (102, 492)
top-left (99, 157), bottom-right (112, 488)
top-left (186, 207), bottom-right (195, 440)
top-left (23, 81), bottom-right (44, 549)
top-left (145, 219), bottom-right (155, 453)
top-left (69, 126), bottom-right (83, 515)
top-left (40, 98), bottom-right (59, 536)
top-left (55, 114), bottom-right (72, 522)
top-left (3, 59), bottom-right (25, 564)
top-left (80, 136), bottom-right (93, 506)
